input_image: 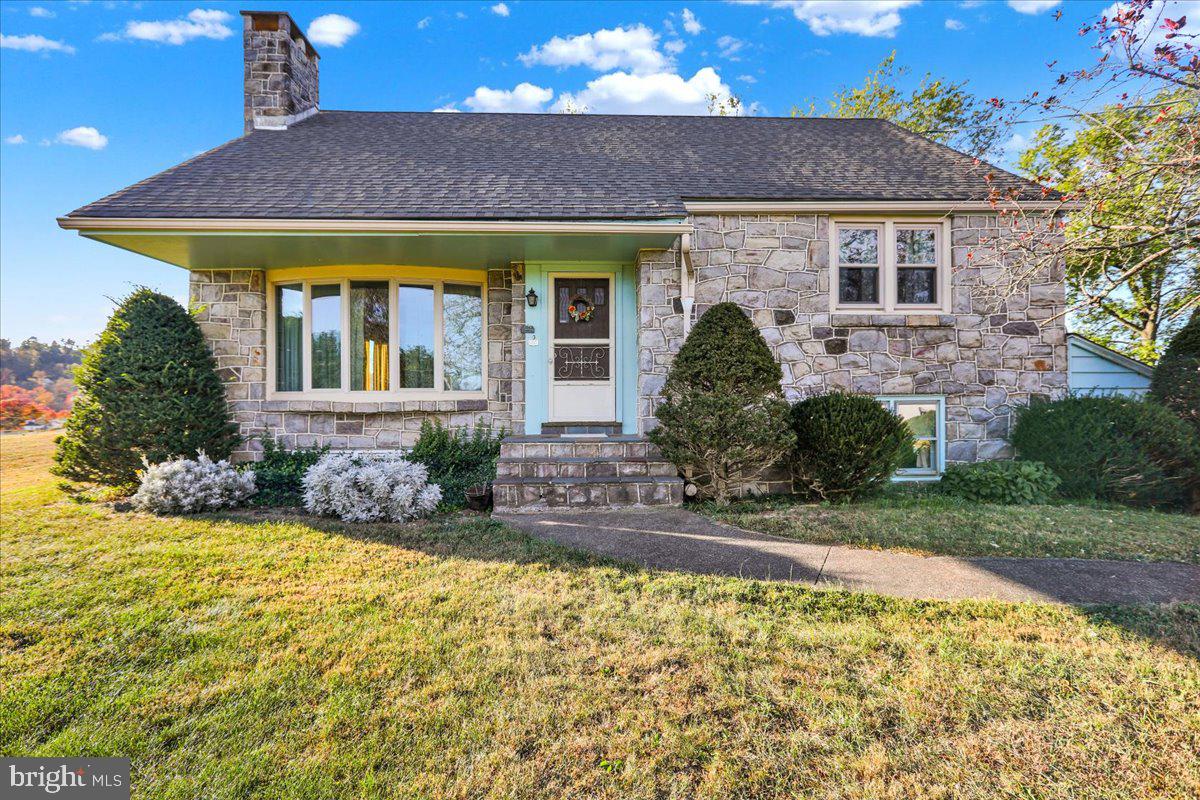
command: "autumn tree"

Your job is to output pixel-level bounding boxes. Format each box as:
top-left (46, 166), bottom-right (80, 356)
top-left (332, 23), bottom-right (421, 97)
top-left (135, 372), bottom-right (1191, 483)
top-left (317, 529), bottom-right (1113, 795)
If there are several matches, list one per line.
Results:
top-left (978, 1), bottom-right (1199, 339)
top-left (794, 51), bottom-right (1002, 158)
top-left (1017, 90), bottom-right (1199, 361)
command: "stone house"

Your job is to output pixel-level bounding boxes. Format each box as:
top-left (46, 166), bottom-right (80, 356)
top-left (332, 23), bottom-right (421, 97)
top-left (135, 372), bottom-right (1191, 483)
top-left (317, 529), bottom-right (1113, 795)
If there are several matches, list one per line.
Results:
top-left (59, 10), bottom-right (1068, 511)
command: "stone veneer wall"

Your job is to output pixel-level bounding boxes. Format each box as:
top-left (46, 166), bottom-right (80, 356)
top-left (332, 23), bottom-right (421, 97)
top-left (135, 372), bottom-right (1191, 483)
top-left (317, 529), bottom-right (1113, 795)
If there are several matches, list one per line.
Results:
top-left (636, 213), bottom-right (1068, 466)
top-left (191, 267), bottom-right (524, 463)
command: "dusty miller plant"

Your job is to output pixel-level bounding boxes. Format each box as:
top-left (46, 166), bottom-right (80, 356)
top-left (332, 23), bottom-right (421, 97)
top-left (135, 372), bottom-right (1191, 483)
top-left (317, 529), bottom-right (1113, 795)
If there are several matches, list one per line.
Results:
top-left (131, 452), bottom-right (256, 514)
top-left (303, 452), bottom-right (442, 523)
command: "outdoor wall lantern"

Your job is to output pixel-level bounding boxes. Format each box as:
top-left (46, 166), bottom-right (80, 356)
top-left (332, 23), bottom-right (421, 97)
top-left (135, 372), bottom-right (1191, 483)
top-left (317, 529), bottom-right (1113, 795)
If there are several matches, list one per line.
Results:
top-left (525, 288), bottom-right (538, 307)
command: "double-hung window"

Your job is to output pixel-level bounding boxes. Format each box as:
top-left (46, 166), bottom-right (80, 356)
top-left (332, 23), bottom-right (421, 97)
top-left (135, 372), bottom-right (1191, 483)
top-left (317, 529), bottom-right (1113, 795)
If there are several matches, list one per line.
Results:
top-left (832, 219), bottom-right (949, 312)
top-left (270, 277), bottom-right (485, 398)
top-left (877, 396), bottom-right (945, 478)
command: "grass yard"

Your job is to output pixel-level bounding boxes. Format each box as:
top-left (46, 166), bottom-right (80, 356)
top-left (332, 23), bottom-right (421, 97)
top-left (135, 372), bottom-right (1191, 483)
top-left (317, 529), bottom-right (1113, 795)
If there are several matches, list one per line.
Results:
top-left (702, 491), bottom-right (1200, 564)
top-left (2, 437), bottom-right (1198, 798)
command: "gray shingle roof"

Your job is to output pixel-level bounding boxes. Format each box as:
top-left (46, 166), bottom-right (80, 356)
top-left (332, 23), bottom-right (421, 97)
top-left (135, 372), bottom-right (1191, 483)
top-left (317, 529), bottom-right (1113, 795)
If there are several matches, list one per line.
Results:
top-left (68, 111), bottom-right (1046, 221)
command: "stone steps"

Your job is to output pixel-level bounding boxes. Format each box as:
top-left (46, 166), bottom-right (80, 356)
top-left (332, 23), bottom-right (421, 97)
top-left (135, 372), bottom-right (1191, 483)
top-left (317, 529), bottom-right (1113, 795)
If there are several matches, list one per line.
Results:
top-left (492, 434), bottom-right (683, 512)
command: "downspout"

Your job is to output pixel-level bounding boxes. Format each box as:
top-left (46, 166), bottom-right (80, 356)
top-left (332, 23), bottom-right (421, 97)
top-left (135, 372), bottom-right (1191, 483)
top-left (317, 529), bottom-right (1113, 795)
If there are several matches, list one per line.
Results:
top-left (680, 232), bottom-right (695, 334)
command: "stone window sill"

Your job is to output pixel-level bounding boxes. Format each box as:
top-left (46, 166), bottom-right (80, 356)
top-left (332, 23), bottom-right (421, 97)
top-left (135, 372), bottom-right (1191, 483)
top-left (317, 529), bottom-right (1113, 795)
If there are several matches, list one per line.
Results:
top-left (260, 398), bottom-right (490, 413)
top-left (830, 313), bottom-right (956, 328)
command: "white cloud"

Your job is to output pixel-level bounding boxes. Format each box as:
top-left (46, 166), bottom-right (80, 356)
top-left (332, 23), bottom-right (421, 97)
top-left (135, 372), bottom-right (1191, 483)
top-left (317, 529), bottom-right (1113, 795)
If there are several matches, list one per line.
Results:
top-left (456, 11), bottom-right (468, 19)
top-left (737, 74), bottom-right (757, 83)
top-left (519, 24), bottom-right (669, 74)
top-left (959, 1), bottom-right (985, 7)
top-left (491, 2), bottom-right (510, 16)
top-left (104, 8), bottom-right (233, 45)
top-left (29, 6), bottom-right (56, 18)
top-left (307, 14), bottom-right (360, 47)
top-left (742, 1), bottom-right (919, 37)
top-left (5, 134), bottom-right (27, 145)
top-left (681, 7), bottom-right (704, 34)
top-left (1007, 0), bottom-right (1060, 13)
top-left (664, 39), bottom-right (686, 54)
top-left (945, 18), bottom-right (966, 30)
top-left (553, 67), bottom-right (735, 115)
top-left (433, 105), bottom-right (462, 113)
top-left (717, 35), bottom-right (745, 59)
top-left (56, 126), bottom-right (108, 150)
top-left (0, 33), bottom-right (75, 54)
top-left (464, 82), bottom-right (555, 112)
top-left (416, 16), bottom-right (431, 30)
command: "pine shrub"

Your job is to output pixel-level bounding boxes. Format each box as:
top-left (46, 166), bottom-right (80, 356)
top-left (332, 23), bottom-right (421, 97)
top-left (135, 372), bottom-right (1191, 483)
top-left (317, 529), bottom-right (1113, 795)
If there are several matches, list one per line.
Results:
top-left (1011, 395), bottom-right (1200, 509)
top-left (408, 420), bottom-right (503, 508)
top-left (789, 392), bottom-right (914, 502)
top-left (53, 289), bottom-right (239, 487)
top-left (649, 302), bottom-right (794, 504)
top-left (939, 460), bottom-right (1060, 505)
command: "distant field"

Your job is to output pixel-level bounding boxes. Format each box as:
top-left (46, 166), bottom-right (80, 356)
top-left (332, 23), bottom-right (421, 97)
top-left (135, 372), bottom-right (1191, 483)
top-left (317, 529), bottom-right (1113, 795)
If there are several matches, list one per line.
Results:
top-left (0, 431), bottom-right (58, 494)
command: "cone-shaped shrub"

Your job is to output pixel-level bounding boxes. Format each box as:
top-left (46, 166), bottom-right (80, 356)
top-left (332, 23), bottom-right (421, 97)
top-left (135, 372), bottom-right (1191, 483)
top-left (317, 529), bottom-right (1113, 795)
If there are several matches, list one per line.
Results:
top-left (1151, 310), bottom-right (1200, 439)
top-left (53, 289), bottom-right (239, 486)
top-left (649, 302), bottom-right (794, 504)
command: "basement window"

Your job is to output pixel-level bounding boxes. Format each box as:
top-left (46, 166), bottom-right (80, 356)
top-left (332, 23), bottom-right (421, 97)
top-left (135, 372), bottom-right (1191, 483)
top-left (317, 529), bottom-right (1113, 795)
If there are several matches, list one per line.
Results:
top-left (268, 277), bottom-right (486, 400)
top-left (877, 395), bottom-right (945, 479)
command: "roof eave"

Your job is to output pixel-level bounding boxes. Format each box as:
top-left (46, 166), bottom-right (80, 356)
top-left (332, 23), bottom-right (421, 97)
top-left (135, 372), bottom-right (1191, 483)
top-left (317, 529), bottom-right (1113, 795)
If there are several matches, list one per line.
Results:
top-left (56, 216), bottom-right (692, 235)
top-left (683, 199), bottom-right (1080, 213)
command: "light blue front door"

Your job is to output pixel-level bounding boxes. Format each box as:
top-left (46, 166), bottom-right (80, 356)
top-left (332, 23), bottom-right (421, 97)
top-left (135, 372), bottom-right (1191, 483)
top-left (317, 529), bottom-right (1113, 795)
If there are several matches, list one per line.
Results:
top-left (523, 262), bottom-right (638, 434)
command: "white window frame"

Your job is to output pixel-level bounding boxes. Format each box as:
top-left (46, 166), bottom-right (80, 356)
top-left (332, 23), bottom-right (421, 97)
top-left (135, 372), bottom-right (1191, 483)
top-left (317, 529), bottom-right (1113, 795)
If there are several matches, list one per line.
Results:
top-left (266, 276), bottom-right (488, 401)
top-left (877, 395), bottom-right (946, 480)
top-left (831, 218), bottom-right (951, 313)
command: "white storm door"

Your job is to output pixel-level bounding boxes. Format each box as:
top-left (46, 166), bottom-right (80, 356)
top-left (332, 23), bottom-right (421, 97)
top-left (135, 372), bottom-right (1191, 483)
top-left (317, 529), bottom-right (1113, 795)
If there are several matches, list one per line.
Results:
top-left (549, 275), bottom-right (616, 422)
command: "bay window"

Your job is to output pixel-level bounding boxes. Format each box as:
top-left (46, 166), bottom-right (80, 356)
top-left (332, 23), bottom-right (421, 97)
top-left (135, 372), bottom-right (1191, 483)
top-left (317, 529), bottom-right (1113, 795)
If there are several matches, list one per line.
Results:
top-left (877, 396), bottom-right (945, 478)
top-left (268, 277), bottom-right (486, 398)
top-left (832, 219), bottom-right (949, 311)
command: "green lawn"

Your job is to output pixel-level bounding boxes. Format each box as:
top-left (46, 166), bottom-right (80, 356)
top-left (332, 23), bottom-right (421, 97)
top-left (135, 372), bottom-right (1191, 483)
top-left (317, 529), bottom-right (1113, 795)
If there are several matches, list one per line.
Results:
top-left (702, 491), bottom-right (1200, 563)
top-left (2, 440), bottom-right (1199, 798)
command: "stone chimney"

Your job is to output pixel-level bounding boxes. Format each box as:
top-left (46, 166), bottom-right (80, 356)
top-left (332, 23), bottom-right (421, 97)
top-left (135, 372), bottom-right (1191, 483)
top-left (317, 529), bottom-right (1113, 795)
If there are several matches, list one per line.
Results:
top-left (241, 11), bottom-right (319, 134)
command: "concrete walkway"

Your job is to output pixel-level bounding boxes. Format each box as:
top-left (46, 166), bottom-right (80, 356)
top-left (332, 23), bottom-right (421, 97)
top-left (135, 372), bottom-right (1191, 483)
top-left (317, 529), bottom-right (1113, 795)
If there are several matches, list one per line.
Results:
top-left (497, 508), bottom-right (1200, 604)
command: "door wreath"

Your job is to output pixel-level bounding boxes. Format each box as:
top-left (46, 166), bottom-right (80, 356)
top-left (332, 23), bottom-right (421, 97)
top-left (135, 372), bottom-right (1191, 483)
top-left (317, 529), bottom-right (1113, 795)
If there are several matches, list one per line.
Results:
top-left (566, 294), bottom-right (595, 323)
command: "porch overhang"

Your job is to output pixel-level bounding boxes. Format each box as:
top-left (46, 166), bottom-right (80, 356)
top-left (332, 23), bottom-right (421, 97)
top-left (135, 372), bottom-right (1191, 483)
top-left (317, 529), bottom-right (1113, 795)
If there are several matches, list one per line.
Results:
top-left (56, 217), bottom-right (690, 270)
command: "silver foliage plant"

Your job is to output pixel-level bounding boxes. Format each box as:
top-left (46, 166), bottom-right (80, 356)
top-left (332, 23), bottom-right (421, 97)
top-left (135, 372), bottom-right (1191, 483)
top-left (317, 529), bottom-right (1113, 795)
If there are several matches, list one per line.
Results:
top-left (302, 452), bottom-right (442, 523)
top-left (132, 452), bottom-right (256, 514)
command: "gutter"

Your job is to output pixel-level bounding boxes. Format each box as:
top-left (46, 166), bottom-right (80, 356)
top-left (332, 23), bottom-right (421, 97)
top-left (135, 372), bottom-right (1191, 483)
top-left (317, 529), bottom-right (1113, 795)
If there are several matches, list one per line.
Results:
top-left (56, 217), bottom-right (693, 235)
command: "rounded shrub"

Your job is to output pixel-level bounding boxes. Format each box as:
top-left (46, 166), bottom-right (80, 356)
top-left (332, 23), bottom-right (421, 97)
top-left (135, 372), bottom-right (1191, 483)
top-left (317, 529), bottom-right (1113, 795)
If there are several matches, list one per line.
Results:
top-left (649, 302), bottom-right (794, 504)
top-left (1151, 309), bottom-right (1200, 440)
top-left (1011, 395), bottom-right (1200, 509)
top-left (132, 452), bottom-right (256, 515)
top-left (53, 289), bottom-right (239, 487)
top-left (939, 460), bottom-right (1060, 505)
top-left (789, 392), bottom-right (914, 502)
top-left (303, 452), bottom-right (442, 523)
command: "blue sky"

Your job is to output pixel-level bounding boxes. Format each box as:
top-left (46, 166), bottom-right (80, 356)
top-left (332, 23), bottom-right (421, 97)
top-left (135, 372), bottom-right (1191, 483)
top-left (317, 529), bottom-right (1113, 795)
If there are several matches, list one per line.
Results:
top-left (0, 0), bottom-right (1120, 344)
